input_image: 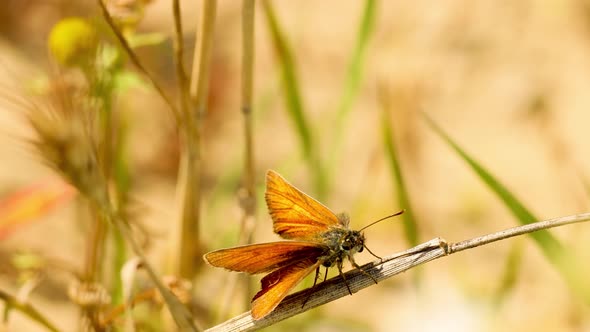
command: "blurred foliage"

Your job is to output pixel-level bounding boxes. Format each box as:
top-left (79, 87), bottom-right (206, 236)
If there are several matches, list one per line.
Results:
top-left (379, 89), bottom-right (419, 248)
top-left (0, 1), bottom-right (588, 331)
top-left (261, 0), bottom-right (327, 199)
top-left (426, 114), bottom-right (590, 304)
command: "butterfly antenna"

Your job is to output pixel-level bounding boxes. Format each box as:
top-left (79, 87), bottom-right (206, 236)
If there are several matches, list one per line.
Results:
top-left (358, 209), bottom-right (405, 232)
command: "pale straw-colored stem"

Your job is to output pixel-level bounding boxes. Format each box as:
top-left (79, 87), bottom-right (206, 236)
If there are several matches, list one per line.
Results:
top-left (205, 212), bottom-right (590, 332)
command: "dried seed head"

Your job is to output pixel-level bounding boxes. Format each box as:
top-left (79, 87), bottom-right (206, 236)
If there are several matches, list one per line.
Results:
top-left (165, 275), bottom-right (193, 305)
top-left (26, 80), bottom-right (107, 204)
top-left (68, 281), bottom-right (111, 308)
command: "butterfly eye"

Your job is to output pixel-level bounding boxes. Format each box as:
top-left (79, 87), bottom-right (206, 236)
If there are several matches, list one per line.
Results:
top-left (358, 246), bottom-right (364, 252)
top-left (341, 241), bottom-right (352, 250)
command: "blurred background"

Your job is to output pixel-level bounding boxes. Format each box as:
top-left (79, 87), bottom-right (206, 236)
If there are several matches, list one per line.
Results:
top-left (1, 0), bottom-right (590, 331)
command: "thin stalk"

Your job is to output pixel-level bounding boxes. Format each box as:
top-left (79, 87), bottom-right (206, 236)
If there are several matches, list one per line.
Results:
top-left (204, 212), bottom-right (590, 332)
top-left (240, 0), bottom-right (256, 224)
top-left (84, 218), bottom-right (104, 282)
top-left (171, 0), bottom-right (195, 280)
top-left (101, 204), bottom-right (198, 331)
top-left (239, 0), bottom-right (257, 311)
top-left (424, 113), bottom-right (590, 302)
top-left (81, 210), bottom-right (107, 330)
top-left (172, 0), bottom-right (191, 121)
top-left (110, 121), bottom-right (132, 306)
top-left (208, 1), bottom-right (258, 317)
top-left (0, 289), bottom-right (60, 332)
top-left (97, 0), bottom-right (180, 121)
top-left (100, 288), bottom-right (158, 326)
top-left (190, 0), bottom-right (217, 105)
top-left (84, 76), bottom-right (109, 328)
top-left (176, 0), bottom-right (217, 278)
top-left (88, 62), bottom-right (114, 321)
top-left (66, 166), bottom-right (196, 329)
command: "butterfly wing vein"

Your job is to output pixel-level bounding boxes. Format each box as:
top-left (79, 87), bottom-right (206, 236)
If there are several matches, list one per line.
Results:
top-left (266, 170), bottom-right (341, 240)
top-left (251, 257), bottom-right (322, 319)
top-left (204, 242), bottom-right (326, 274)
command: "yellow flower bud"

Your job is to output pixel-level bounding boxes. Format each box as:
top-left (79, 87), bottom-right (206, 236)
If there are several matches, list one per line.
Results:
top-left (48, 17), bottom-right (98, 68)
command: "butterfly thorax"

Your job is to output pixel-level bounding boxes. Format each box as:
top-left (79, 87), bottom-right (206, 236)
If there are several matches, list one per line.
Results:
top-left (319, 227), bottom-right (365, 268)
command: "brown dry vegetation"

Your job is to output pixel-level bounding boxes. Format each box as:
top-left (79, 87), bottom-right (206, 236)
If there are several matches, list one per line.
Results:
top-left (0, 1), bottom-right (590, 331)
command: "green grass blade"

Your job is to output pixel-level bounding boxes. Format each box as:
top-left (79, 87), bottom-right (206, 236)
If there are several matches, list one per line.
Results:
top-left (261, 0), bottom-right (326, 198)
top-left (329, 0), bottom-right (378, 175)
top-left (493, 241), bottom-right (523, 308)
top-left (424, 114), bottom-right (590, 303)
top-left (335, 0), bottom-right (377, 127)
top-left (261, 0), bottom-right (311, 155)
top-left (380, 100), bottom-right (419, 246)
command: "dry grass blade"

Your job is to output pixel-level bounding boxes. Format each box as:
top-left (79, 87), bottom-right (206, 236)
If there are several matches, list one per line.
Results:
top-left (205, 212), bottom-right (590, 332)
top-left (176, 0), bottom-right (218, 279)
top-left (109, 213), bottom-right (199, 331)
top-left (236, 0), bottom-right (257, 311)
top-left (172, 0), bottom-right (191, 119)
top-left (240, 0), bottom-right (256, 222)
top-left (0, 289), bottom-right (60, 332)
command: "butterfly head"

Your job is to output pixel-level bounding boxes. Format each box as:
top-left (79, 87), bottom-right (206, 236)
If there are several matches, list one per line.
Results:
top-left (341, 230), bottom-right (365, 254)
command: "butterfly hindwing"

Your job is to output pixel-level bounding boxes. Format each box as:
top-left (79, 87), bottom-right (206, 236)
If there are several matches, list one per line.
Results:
top-left (251, 257), bottom-right (322, 319)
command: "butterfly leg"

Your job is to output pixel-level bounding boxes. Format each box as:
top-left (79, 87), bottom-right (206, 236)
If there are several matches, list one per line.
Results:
top-left (312, 265), bottom-right (322, 288)
top-left (337, 260), bottom-right (353, 296)
top-left (301, 266), bottom-right (322, 309)
top-left (349, 255), bottom-right (378, 284)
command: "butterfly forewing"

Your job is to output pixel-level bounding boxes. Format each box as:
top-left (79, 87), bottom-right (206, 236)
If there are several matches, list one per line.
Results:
top-left (265, 170), bottom-right (341, 240)
top-left (251, 257), bottom-right (322, 319)
top-left (204, 242), bottom-right (327, 274)
top-left (204, 170), bottom-right (362, 320)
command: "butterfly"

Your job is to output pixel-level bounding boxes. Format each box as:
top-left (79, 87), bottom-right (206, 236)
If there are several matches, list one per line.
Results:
top-left (203, 170), bottom-right (403, 319)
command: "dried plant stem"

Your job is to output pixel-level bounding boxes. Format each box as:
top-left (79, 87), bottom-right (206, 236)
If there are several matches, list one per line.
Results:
top-left (190, 0), bottom-right (217, 102)
top-left (104, 208), bottom-right (198, 331)
top-left (236, 0), bottom-right (257, 310)
top-left (96, 0), bottom-right (180, 121)
top-left (448, 212), bottom-right (590, 252)
top-left (81, 211), bottom-right (107, 329)
top-left (0, 289), bottom-right (60, 332)
top-left (101, 288), bottom-right (158, 326)
top-left (176, 0), bottom-right (217, 279)
top-left (171, 0), bottom-right (196, 279)
top-left (240, 0), bottom-right (256, 240)
top-left (83, 210), bottom-right (104, 280)
top-left (172, 0), bottom-right (191, 118)
top-left (204, 212), bottom-right (590, 332)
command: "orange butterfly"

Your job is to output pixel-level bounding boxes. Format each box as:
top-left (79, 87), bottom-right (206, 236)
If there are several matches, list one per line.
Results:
top-left (204, 170), bottom-right (403, 319)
